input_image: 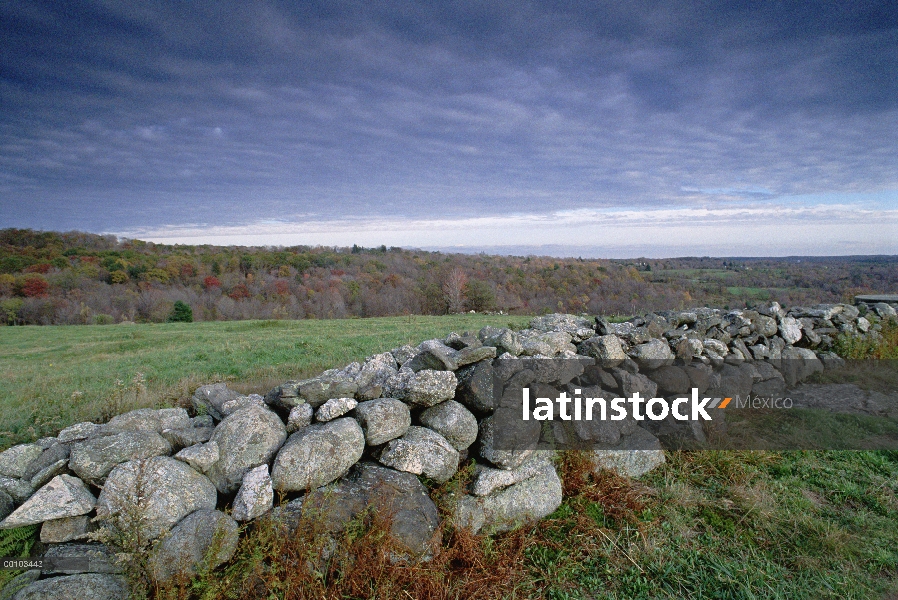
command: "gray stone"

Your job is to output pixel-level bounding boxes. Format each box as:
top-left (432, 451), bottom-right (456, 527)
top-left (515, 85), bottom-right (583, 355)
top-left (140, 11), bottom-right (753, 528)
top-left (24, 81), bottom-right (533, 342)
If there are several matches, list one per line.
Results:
top-left (520, 331), bottom-right (574, 356)
top-left (355, 352), bottom-right (398, 399)
top-left (160, 427), bottom-right (213, 450)
top-left (354, 398), bottom-right (411, 445)
top-left (702, 338), bottom-right (729, 356)
top-left (206, 405), bottom-right (286, 494)
top-left (96, 456), bottom-right (218, 541)
top-left (0, 475), bottom-right (95, 529)
top-left (101, 407), bottom-right (191, 435)
top-left (578, 335), bottom-right (627, 368)
top-left (11, 573), bottom-right (128, 600)
top-left (57, 422), bottom-right (100, 444)
top-left (192, 383), bottom-right (241, 420)
top-left (419, 400), bottom-right (479, 451)
top-left (40, 515), bottom-right (94, 543)
top-left (471, 453), bottom-right (554, 497)
top-left (302, 463), bottom-right (439, 559)
top-left (232, 464), bottom-right (273, 522)
top-left (378, 426), bottom-right (459, 483)
top-left (173, 440), bottom-right (219, 473)
top-left (455, 462), bottom-right (562, 534)
top-left (385, 369), bottom-right (457, 407)
top-left (286, 403), bottom-right (314, 432)
top-left (316, 397), bottom-right (358, 422)
top-left (40, 543), bottom-right (119, 575)
top-left (220, 393), bottom-right (266, 416)
top-left (478, 327), bottom-right (523, 357)
top-left (452, 345), bottom-right (497, 368)
top-left (0, 477), bottom-right (33, 505)
top-left (391, 345), bottom-right (419, 366)
top-left (753, 314), bottom-right (779, 337)
top-left (20, 443), bottom-right (69, 482)
top-left (530, 313), bottom-right (595, 340)
top-left (192, 414), bottom-right (215, 428)
top-left (0, 570), bottom-right (39, 600)
top-left (780, 346), bottom-right (823, 386)
top-left (874, 302), bottom-right (897, 318)
top-left (0, 489), bottom-right (13, 522)
top-left (589, 426), bottom-right (665, 478)
top-left (628, 339), bottom-right (674, 370)
top-left (293, 369), bottom-right (359, 407)
top-left (610, 368), bottom-right (659, 399)
top-left (28, 459), bottom-right (68, 490)
top-left (648, 365), bottom-right (691, 395)
top-left (856, 316), bottom-right (871, 333)
top-left (68, 430), bottom-right (172, 486)
top-left (271, 418), bottom-right (365, 491)
top-left (455, 360), bottom-right (497, 413)
top-left (779, 316), bottom-right (803, 345)
top-left (403, 339), bottom-right (458, 371)
top-left (477, 409), bottom-right (542, 470)
top-left (148, 509), bottom-right (239, 583)
top-left (0, 445), bottom-right (44, 479)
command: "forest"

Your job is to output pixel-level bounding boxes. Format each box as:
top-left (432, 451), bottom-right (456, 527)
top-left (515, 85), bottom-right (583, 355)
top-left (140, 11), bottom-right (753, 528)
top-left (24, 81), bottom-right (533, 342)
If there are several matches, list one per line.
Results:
top-left (1, 228), bottom-right (896, 325)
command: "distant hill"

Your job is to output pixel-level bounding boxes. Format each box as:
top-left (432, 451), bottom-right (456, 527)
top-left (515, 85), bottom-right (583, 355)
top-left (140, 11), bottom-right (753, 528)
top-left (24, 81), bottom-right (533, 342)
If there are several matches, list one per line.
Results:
top-left (1, 228), bottom-right (896, 325)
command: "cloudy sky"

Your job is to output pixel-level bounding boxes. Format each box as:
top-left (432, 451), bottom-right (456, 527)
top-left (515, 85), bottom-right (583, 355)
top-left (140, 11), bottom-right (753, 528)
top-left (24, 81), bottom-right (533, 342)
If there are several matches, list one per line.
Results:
top-left (1, 1), bottom-right (896, 257)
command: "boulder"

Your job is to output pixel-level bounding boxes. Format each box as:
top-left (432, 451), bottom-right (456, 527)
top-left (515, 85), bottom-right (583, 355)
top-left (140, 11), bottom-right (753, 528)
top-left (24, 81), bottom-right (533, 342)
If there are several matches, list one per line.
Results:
top-left (419, 400), bottom-right (479, 451)
top-left (9, 573), bottom-right (128, 600)
top-left (96, 456), bottom-right (218, 541)
top-left (455, 461), bottom-right (562, 534)
top-left (0, 475), bottom-right (95, 529)
top-left (403, 340), bottom-right (458, 371)
top-left (780, 346), bottom-right (824, 386)
top-left (20, 443), bottom-right (69, 482)
top-left (301, 463), bottom-right (439, 559)
top-left (206, 405), bottom-right (286, 494)
top-left (578, 335), bottom-right (627, 368)
top-left (68, 431), bottom-right (172, 485)
top-left (148, 509), bottom-right (239, 583)
top-left (0, 489), bottom-right (13, 522)
top-left (101, 407), bottom-right (191, 435)
top-left (470, 452), bottom-right (554, 497)
top-left (628, 339), bottom-right (674, 370)
top-left (354, 398), bottom-right (411, 445)
top-left (378, 426), bottom-right (459, 483)
top-left (57, 422), bottom-right (100, 444)
top-left (610, 369), bottom-right (658, 399)
top-left (160, 427), bottom-right (213, 450)
top-left (385, 369), bottom-right (457, 407)
top-left (271, 418), bottom-right (365, 491)
top-left (293, 369), bottom-right (359, 407)
top-left (173, 441), bottom-right (219, 473)
top-left (478, 327), bottom-right (523, 356)
top-left (316, 397), bottom-right (358, 422)
top-left (529, 313), bottom-right (595, 340)
top-left (0, 445), bottom-right (44, 479)
top-left (191, 383), bottom-right (241, 420)
top-left (354, 352), bottom-right (398, 399)
top-left (477, 409), bottom-right (541, 470)
top-left (452, 345), bottom-right (497, 367)
top-left (0, 569), bottom-right (40, 600)
top-left (220, 393), bottom-right (266, 417)
top-left (40, 515), bottom-right (94, 544)
top-left (648, 365), bottom-right (691, 395)
top-left (455, 360), bottom-right (497, 413)
top-left (232, 464), bottom-right (273, 522)
top-left (779, 317), bottom-right (803, 345)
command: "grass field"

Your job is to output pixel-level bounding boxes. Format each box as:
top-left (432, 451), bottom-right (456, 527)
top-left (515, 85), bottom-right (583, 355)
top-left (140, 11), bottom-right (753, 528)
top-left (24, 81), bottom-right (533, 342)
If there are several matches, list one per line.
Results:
top-left (0, 314), bottom-right (530, 448)
top-left (1, 316), bottom-right (897, 599)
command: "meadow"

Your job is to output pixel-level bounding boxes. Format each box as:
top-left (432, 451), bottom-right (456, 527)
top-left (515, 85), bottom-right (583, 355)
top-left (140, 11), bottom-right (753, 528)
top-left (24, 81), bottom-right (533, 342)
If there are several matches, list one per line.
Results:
top-left (0, 315), bottom-right (896, 599)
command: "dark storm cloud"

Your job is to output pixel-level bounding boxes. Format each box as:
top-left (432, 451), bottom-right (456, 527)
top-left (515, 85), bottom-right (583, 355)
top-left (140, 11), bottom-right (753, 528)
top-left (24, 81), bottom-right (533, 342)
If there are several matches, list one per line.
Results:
top-left (1, 0), bottom-right (896, 235)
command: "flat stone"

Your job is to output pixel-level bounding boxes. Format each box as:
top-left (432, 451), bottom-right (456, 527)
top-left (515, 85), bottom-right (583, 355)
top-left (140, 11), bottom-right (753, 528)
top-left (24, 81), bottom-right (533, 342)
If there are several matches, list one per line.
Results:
top-left (40, 515), bottom-right (94, 544)
top-left (232, 464), bottom-right (273, 522)
top-left (100, 407), bottom-right (190, 435)
top-left (354, 398), bottom-right (411, 445)
top-left (41, 543), bottom-right (119, 575)
top-left (160, 427), bottom-right (213, 450)
top-left (471, 452), bottom-right (554, 497)
top-left (271, 418), bottom-right (365, 492)
top-left (0, 475), bottom-right (96, 529)
top-left (0, 445), bottom-right (44, 479)
top-left (20, 443), bottom-right (69, 482)
top-left (452, 345), bottom-right (497, 368)
top-left (57, 422), bottom-right (100, 444)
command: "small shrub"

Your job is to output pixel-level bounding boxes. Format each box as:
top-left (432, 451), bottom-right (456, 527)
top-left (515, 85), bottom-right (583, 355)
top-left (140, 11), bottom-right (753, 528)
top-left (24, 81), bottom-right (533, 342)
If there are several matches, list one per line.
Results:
top-left (94, 313), bottom-right (115, 325)
top-left (167, 301), bottom-right (193, 323)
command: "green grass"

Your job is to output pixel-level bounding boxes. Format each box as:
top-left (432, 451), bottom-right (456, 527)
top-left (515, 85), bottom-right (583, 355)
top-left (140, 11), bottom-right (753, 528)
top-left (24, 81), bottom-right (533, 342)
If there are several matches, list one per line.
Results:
top-left (0, 314), bottom-right (530, 448)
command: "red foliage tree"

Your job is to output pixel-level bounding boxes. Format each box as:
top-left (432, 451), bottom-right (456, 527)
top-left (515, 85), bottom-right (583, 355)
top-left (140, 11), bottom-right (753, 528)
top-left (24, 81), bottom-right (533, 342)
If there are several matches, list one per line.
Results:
top-left (24, 263), bottom-right (52, 274)
top-left (203, 276), bottom-right (222, 289)
top-left (21, 276), bottom-right (49, 298)
top-left (228, 283), bottom-right (251, 301)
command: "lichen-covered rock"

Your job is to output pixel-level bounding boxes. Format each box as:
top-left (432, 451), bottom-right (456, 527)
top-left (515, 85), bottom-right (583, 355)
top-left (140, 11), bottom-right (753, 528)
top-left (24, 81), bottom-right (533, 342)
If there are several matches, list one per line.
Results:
top-left (57, 422), bottom-right (100, 444)
top-left (316, 397), bottom-right (358, 422)
top-left (232, 464), bottom-right (273, 522)
top-left (385, 369), bottom-right (457, 407)
top-left (455, 360), bottom-right (497, 413)
top-left (452, 345), bottom-right (497, 367)
top-left (40, 514), bottom-right (94, 543)
top-left (529, 313), bottom-right (595, 340)
top-left (578, 335), bottom-right (627, 368)
top-left (419, 400), bottom-right (478, 451)
top-left (174, 441), bottom-right (219, 473)
top-left (0, 489), bottom-right (13, 522)
top-left (271, 418), bottom-right (365, 491)
top-left (403, 339), bottom-right (458, 371)
top-left (470, 452), bottom-right (554, 497)
top-left (10, 573), bottom-right (128, 600)
top-left (477, 408), bottom-right (542, 470)
top-left (191, 383), bottom-right (241, 420)
top-left (220, 393), bottom-right (266, 417)
top-left (0, 475), bottom-right (95, 529)
top-left (148, 509), bottom-right (238, 583)
top-left (354, 352), bottom-right (398, 399)
top-left (378, 426), bottom-right (459, 482)
top-left (291, 369), bottom-right (359, 408)
top-left (301, 463), bottom-right (439, 559)
top-left (0, 445), bottom-right (44, 479)
top-left (20, 443), bottom-right (69, 482)
top-left (519, 331), bottom-right (574, 356)
top-left (455, 461), bottom-right (562, 534)
top-left (286, 403), bottom-right (314, 432)
top-left (68, 431), bottom-right (172, 485)
top-left (96, 456), bottom-right (217, 541)
top-left (160, 427), bottom-right (213, 450)
top-left (779, 316), bottom-right (803, 345)
top-left (478, 327), bottom-right (523, 356)
top-left (101, 408), bottom-right (191, 435)
top-left (0, 476), bottom-right (33, 505)
top-left (354, 398), bottom-right (410, 445)
top-left (206, 405), bottom-right (286, 494)
top-left (628, 339), bottom-right (674, 370)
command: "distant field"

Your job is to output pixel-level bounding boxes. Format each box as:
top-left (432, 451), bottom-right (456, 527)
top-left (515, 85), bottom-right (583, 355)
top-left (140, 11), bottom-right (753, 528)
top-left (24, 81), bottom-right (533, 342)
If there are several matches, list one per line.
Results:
top-left (0, 314), bottom-right (530, 448)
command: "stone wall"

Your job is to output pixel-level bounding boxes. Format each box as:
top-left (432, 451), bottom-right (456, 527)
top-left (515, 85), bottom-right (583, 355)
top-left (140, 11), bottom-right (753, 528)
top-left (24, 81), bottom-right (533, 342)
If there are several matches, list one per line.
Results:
top-left (0, 300), bottom-right (895, 598)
